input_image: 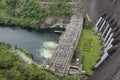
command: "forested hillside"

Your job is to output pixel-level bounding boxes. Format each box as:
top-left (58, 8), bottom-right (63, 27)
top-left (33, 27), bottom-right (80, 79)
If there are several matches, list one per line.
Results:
top-left (0, 0), bottom-right (78, 80)
top-left (0, 42), bottom-right (58, 80)
top-left (0, 42), bottom-right (79, 80)
top-left (0, 0), bottom-right (73, 28)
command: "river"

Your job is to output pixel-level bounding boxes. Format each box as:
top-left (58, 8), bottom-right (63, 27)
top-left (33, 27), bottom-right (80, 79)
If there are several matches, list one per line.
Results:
top-left (0, 26), bottom-right (61, 64)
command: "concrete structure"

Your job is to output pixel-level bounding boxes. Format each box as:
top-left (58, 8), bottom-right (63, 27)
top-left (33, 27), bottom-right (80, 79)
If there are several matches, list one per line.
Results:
top-left (80, 0), bottom-right (120, 80)
top-left (43, 15), bottom-right (83, 75)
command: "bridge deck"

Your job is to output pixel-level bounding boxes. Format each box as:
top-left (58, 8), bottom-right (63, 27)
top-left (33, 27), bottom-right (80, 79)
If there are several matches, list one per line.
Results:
top-left (43, 15), bottom-right (83, 74)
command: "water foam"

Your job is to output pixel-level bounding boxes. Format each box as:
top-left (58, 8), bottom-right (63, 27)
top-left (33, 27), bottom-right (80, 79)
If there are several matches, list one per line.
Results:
top-left (38, 42), bottom-right (58, 58)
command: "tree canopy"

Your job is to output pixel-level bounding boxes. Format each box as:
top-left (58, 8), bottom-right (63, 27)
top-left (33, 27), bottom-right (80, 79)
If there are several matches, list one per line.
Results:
top-left (0, 42), bottom-right (79, 80)
top-left (0, 0), bottom-right (73, 28)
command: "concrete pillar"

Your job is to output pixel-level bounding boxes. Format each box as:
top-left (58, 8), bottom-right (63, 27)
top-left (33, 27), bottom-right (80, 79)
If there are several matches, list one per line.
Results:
top-left (104, 33), bottom-right (113, 47)
top-left (94, 44), bottom-right (113, 69)
top-left (94, 17), bottom-right (103, 32)
top-left (94, 43), bottom-right (113, 69)
top-left (99, 20), bottom-right (106, 32)
top-left (94, 52), bottom-right (109, 69)
top-left (100, 22), bottom-right (108, 36)
top-left (104, 28), bottom-right (112, 42)
top-left (95, 44), bottom-right (113, 69)
top-left (104, 39), bottom-right (113, 52)
top-left (95, 17), bottom-right (103, 27)
top-left (101, 24), bottom-right (109, 38)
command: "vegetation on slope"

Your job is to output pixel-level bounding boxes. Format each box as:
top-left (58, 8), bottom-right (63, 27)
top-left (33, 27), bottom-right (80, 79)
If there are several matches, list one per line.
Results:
top-left (0, 42), bottom-right (80, 80)
top-left (77, 5), bottom-right (102, 73)
top-left (77, 17), bottom-right (102, 73)
top-left (15, 46), bottom-right (32, 58)
top-left (77, 29), bottom-right (101, 73)
top-left (0, 0), bottom-right (73, 28)
top-left (0, 42), bottom-right (58, 80)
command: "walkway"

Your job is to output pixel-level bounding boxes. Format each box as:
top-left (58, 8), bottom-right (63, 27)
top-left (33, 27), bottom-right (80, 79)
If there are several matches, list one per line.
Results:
top-left (13, 50), bottom-right (41, 67)
top-left (13, 50), bottom-right (33, 64)
top-left (43, 15), bottom-right (83, 74)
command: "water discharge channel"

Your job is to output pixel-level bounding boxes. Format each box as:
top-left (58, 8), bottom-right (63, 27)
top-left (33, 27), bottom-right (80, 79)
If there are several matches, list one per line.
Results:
top-left (0, 26), bottom-right (60, 64)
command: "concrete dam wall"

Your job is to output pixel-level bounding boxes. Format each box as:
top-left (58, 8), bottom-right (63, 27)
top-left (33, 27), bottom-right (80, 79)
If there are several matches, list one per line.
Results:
top-left (80, 0), bottom-right (120, 80)
top-left (81, 0), bottom-right (120, 25)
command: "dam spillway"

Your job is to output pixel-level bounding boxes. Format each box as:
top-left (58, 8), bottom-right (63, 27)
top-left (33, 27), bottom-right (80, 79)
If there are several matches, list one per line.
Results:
top-left (43, 15), bottom-right (83, 75)
top-left (93, 16), bottom-right (118, 70)
top-left (91, 15), bottom-right (120, 80)
top-left (73, 0), bottom-right (120, 79)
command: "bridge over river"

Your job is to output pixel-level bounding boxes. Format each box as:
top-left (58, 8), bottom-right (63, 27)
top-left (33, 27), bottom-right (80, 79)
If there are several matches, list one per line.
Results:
top-left (43, 15), bottom-right (83, 75)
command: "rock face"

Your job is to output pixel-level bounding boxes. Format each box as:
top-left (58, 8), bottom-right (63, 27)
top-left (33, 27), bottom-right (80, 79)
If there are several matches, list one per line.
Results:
top-left (80, 0), bottom-right (120, 80)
